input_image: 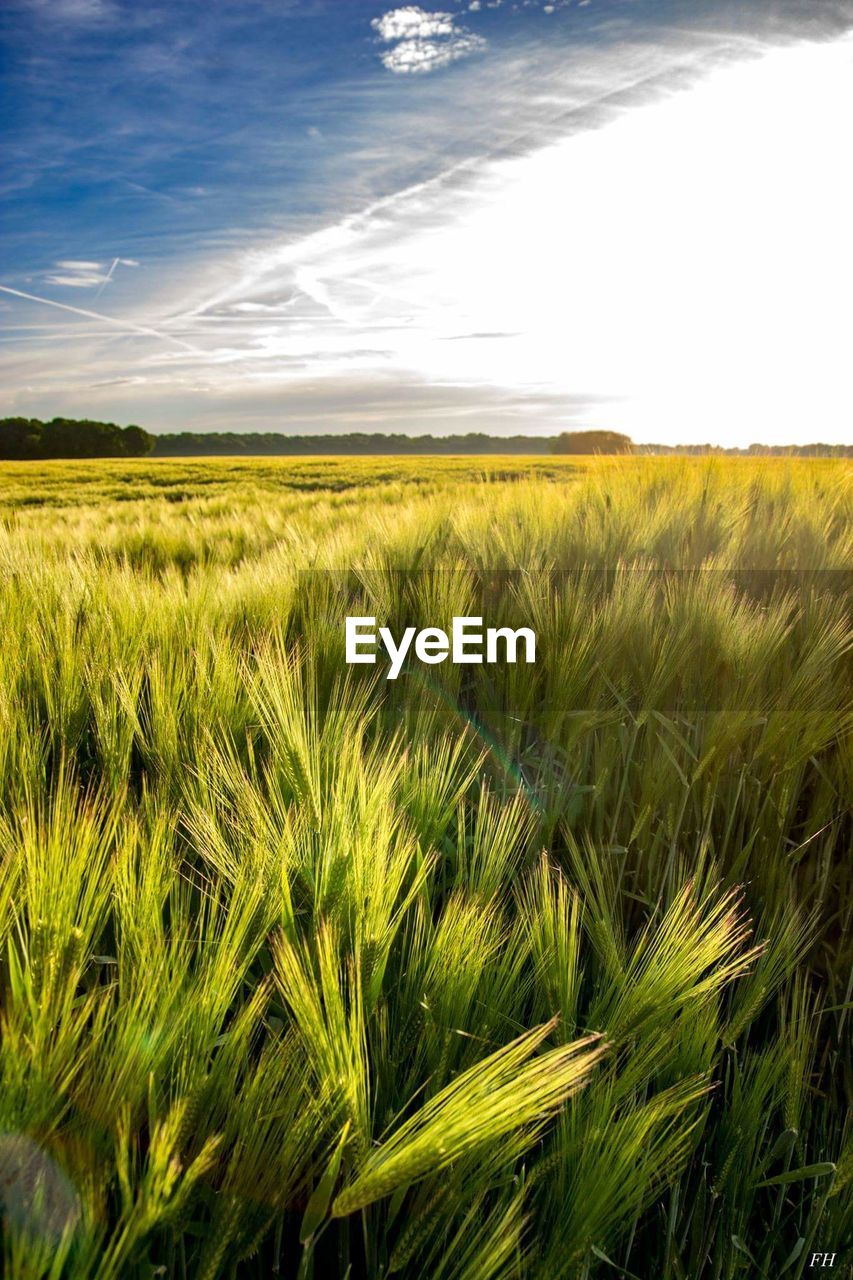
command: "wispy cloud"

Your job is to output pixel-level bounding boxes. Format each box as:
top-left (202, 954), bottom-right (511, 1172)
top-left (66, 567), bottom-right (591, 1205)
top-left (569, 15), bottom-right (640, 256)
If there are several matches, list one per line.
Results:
top-left (0, 284), bottom-right (198, 352)
top-left (24, 0), bottom-right (115, 22)
top-left (43, 258), bottom-right (139, 289)
top-left (44, 260), bottom-right (106, 288)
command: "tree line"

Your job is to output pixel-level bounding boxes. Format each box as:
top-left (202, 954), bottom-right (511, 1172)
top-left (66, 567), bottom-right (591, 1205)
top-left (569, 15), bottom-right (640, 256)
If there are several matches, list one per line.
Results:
top-left (153, 430), bottom-right (638, 456)
top-left (0, 417), bottom-right (154, 459)
top-left (153, 431), bottom-right (557, 456)
top-left (1, 419), bottom-right (848, 459)
top-left (148, 430), bottom-right (853, 458)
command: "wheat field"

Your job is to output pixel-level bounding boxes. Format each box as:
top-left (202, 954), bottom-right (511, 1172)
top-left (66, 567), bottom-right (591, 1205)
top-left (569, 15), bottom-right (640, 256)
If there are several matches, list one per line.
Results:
top-left (0, 455), bottom-right (850, 1279)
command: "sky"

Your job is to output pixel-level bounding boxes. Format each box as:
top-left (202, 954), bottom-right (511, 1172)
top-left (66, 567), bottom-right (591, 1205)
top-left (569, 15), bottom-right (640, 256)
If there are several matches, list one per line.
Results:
top-left (1, 0), bottom-right (852, 443)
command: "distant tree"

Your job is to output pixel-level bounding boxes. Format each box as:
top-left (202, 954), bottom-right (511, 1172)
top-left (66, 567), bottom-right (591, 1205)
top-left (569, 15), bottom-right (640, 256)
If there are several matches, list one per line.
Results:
top-left (549, 430), bottom-right (634, 455)
top-left (0, 418), bottom-right (44, 459)
top-left (121, 425), bottom-right (156, 456)
top-left (0, 418), bottom-right (155, 459)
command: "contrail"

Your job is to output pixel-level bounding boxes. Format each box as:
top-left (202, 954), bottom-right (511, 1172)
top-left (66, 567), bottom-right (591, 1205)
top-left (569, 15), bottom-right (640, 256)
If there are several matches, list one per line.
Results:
top-left (94, 257), bottom-right (120, 299)
top-left (0, 284), bottom-right (201, 353)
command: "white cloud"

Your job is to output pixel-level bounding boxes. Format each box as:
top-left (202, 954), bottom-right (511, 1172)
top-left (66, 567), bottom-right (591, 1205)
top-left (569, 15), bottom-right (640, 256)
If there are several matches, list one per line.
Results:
top-left (372, 7), bottom-right (456, 42)
top-left (45, 276), bottom-right (103, 288)
top-left (373, 6), bottom-right (486, 75)
top-left (43, 257), bottom-right (139, 289)
top-left (45, 261), bottom-right (108, 288)
top-left (380, 33), bottom-right (486, 74)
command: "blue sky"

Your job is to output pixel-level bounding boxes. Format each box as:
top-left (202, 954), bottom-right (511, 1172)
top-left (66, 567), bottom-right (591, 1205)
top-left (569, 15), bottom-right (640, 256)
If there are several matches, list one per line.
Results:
top-left (1, 0), bottom-right (852, 441)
